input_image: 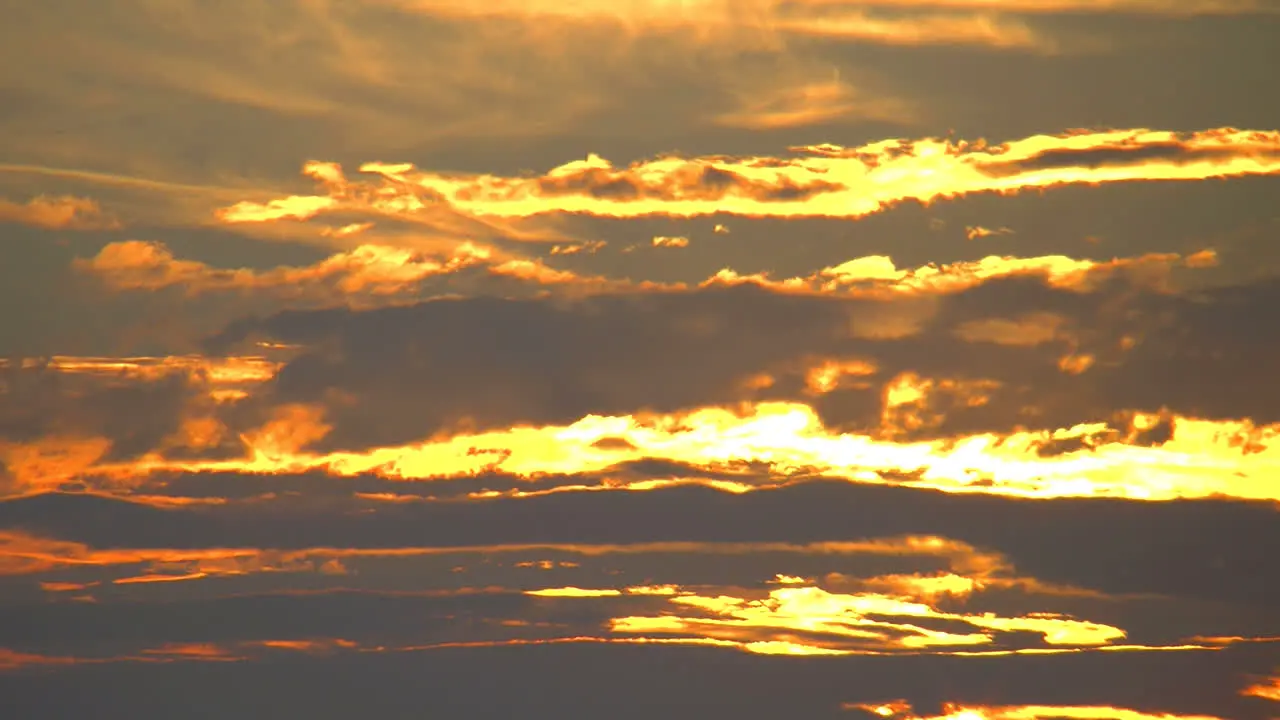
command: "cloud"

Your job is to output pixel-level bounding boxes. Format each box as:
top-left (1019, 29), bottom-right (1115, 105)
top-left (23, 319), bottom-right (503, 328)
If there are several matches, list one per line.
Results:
top-left (0, 643), bottom-right (1271, 718)
top-left (826, 0), bottom-right (1273, 15)
top-left (0, 512), bottom-right (1267, 659)
top-left (74, 240), bottom-right (494, 300)
top-left (3, 640), bottom-right (1271, 718)
top-left (607, 583), bottom-right (1142, 654)
top-left (0, 195), bottom-right (120, 230)
top-left (74, 396), bottom-right (1280, 505)
top-left (385, 0), bottom-right (1052, 50)
top-left (652, 236), bottom-right (691, 248)
top-left (965, 225), bottom-right (1015, 240)
top-left (6, 481), bottom-right (1279, 612)
top-left (178, 249), bottom-right (1215, 446)
top-left (12, 244), bottom-right (1272, 508)
top-left (1241, 673), bottom-right (1280, 701)
top-left (0, 353), bottom-right (284, 495)
top-left (951, 312), bottom-right (1066, 346)
top-left (215, 129), bottom-right (1280, 225)
top-left (711, 78), bottom-right (906, 130)
top-left (845, 702), bottom-right (1227, 719)
top-left (80, 234), bottom-right (1207, 310)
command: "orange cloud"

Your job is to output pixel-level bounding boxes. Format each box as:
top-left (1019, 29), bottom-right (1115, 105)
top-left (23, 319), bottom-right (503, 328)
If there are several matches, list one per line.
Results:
top-left (0, 194), bottom-right (120, 230)
top-left (605, 579), bottom-right (1193, 654)
top-left (769, 9), bottom-right (1045, 50)
top-left (965, 225), bottom-right (1014, 240)
top-left (140, 643), bottom-right (245, 661)
top-left (1, 529), bottom-right (1036, 622)
top-left (387, 0), bottom-right (1049, 50)
top-left (952, 312), bottom-right (1067, 346)
top-left (652, 235), bottom-right (690, 248)
top-left (804, 357), bottom-right (879, 395)
top-left (0, 435), bottom-right (114, 495)
top-left (213, 159), bottom-right (569, 246)
top-left (1, 354), bottom-right (283, 385)
top-left (71, 393), bottom-right (1280, 504)
top-left (879, 372), bottom-right (1001, 438)
top-left (82, 237), bottom-right (1206, 312)
top-left (225, 129), bottom-right (1280, 224)
top-left (706, 250), bottom-right (1211, 300)
top-left (713, 77), bottom-right (913, 130)
top-left (549, 240), bottom-right (606, 255)
top-left (0, 529), bottom-right (376, 581)
top-left (0, 648), bottom-right (82, 671)
top-left (829, 0), bottom-right (1269, 15)
top-left (843, 702), bottom-right (1224, 719)
top-left (215, 195), bottom-right (338, 223)
top-left (39, 581), bottom-right (99, 593)
top-left (0, 353), bottom-right (283, 494)
top-left (526, 585), bottom-right (678, 598)
top-left (1242, 673), bottom-right (1280, 701)
top-left (75, 240), bottom-right (492, 299)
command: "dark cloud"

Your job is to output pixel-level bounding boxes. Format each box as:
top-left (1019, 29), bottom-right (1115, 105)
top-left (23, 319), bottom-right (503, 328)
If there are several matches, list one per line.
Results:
top-left (208, 270), bottom-right (1280, 453)
top-left (0, 643), bottom-right (1273, 720)
top-left (5, 481), bottom-right (1278, 608)
top-left (0, 590), bottom-right (535, 657)
top-left (210, 285), bottom-right (856, 449)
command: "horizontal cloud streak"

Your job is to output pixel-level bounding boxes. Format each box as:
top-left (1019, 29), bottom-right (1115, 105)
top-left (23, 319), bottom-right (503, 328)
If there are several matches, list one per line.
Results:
top-left (215, 129), bottom-right (1280, 225)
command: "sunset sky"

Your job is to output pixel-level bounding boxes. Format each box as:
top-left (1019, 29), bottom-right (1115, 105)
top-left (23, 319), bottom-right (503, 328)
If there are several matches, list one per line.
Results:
top-left (2, 2), bottom-right (1279, 718)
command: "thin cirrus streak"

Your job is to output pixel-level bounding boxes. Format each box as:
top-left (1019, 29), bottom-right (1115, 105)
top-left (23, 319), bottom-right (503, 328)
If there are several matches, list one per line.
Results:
top-left (214, 128), bottom-right (1280, 224)
top-left (711, 78), bottom-right (909, 131)
top-left (383, 0), bottom-right (1049, 50)
top-left (842, 702), bottom-right (1226, 719)
top-left (19, 525), bottom-right (1254, 660)
top-left (802, 0), bottom-right (1272, 14)
top-left (0, 354), bottom-right (282, 385)
top-left (0, 533), bottom-right (1013, 582)
top-left (0, 525), bottom-right (1249, 660)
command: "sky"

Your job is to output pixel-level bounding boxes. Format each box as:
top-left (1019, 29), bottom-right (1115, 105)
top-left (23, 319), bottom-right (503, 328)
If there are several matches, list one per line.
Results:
top-left (1, 1), bottom-right (1279, 718)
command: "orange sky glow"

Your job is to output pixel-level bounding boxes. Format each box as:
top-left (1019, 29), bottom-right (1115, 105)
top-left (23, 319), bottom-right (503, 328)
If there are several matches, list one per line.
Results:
top-left (1, 2), bottom-right (1276, 717)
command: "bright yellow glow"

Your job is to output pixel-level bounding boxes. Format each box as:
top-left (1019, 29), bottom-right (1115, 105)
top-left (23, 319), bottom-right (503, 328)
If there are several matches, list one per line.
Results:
top-left (73, 397), bottom-right (1280, 504)
top-left (607, 583), bottom-right (1139, 654)
top-left (219, 129), bottom-right (1280, 224)
top-left (842, 701), bottom-right (1225, 720)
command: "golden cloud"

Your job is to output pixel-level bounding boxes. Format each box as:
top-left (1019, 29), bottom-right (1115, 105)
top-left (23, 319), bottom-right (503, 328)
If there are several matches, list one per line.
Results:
top-left (386, 0), bottom-right (1050, 50)
top-left (49, 396), bottom-right (1278, 504)
top-left (75, 240), bottom-right (493, 299)
top-left (0, 194), bottom-right (120, 230)
top-left (843, 701), bottom-right (1225, 720)
top-left (1242, 673), bottom-right (1280, 701)
top-left (219, 129), bottom-right (1280, 225)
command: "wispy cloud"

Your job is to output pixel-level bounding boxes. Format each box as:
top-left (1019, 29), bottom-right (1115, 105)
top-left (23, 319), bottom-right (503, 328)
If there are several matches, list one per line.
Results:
top-left (386, 0), bottom-right (1052, 50)
top-left (1241, 673), bottom-right (1280, 701)
top-left (843, 702), bottom-right (1226, 719)
top-left (0, 194), bottom-right (120, 230)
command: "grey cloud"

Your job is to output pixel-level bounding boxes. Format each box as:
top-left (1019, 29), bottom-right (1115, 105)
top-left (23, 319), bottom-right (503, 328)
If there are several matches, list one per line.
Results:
top-left (5, 481), bottom-right (1279, 608)
top-left (210, 270), bottom-right (1280, 453)
top-left (0, 642), bottom-right (1273, 720)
